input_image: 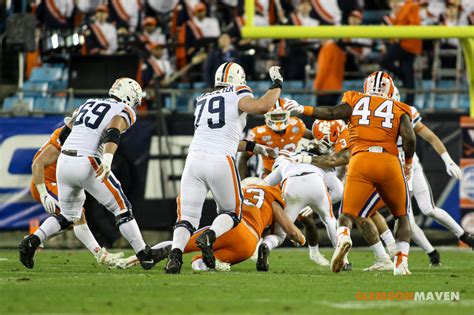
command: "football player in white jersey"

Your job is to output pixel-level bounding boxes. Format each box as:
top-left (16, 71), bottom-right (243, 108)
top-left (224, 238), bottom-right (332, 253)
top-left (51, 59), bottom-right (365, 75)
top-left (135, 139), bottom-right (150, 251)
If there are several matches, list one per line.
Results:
top-left (165, 63), bottom-right (284, 273)
top-left (19, 78), bottom-right (165, 270)
top-left (257, 149), bottom-right (338, 271)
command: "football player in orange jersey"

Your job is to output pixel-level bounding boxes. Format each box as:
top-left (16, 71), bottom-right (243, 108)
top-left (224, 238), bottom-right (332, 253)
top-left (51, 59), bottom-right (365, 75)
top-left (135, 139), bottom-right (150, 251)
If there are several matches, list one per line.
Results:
top-left (286, 71), bottom-right (416, 275)
top-left (238, 98), bottom-right (327, 264)
top-left (112, 179), bottom-right (306, 270)
top-left (29, 118), bottom-right (123, 266)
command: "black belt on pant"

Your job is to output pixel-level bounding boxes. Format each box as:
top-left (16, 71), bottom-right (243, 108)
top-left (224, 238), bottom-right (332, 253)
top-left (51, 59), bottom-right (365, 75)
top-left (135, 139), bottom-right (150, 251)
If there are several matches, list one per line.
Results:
top-left (61, 149), bottom-right (78, 157)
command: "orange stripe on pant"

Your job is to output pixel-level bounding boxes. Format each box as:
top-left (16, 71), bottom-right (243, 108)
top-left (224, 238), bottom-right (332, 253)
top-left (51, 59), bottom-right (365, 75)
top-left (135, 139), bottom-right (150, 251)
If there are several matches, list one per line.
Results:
top-left (225, 156), bottom-right (241, 217)
top-left (325, 189), bottom-right (334, 218)
top-left (176, 195), bottom-right (182, 221)
top-left (88, 157), bottom-right (126, 210)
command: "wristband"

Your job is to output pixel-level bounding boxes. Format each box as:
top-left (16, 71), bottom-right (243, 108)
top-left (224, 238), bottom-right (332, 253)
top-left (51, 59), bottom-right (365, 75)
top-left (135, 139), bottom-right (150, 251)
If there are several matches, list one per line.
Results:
top-left (405, 157), bottom-right (413, 165)
top-left (303, 106), bottom-right (314, 116)
top-left (269, 79), bottom-right (282, 90)
top-left (245, 141), bottom-right (256, 152)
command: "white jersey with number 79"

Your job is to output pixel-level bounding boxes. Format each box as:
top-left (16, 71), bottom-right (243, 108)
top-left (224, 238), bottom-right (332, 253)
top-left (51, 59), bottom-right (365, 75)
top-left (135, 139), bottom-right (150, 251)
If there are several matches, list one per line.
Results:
top-left (188, 85), bottom-right (253, 156)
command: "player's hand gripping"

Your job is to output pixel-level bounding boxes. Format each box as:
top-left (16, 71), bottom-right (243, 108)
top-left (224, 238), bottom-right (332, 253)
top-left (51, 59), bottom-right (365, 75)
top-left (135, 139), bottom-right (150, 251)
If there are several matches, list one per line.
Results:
top-left (285, 99), bottom-right (304, 114)
top-left (96, 153), bottom-right (113, 182)
top-left (36, 184), bottom-right (57, 214)
top-left (441, 153), bottom-right (462, 180)
top-left (254, 144), bottom-right (277, 158)
top-left (268, 66), bottom-right (283, 88)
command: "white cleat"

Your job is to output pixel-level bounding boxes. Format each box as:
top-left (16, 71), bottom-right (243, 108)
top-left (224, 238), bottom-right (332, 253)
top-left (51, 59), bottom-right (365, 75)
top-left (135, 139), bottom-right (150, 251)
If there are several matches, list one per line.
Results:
top-left (310, 252), bottom-right (330, 266)
top-left (111, 255), bottom-right (140, 269)
top-left (330, 234), bottom-right (352, 273)
top-left (96, 248), bottom-right (124, 266)
top-left (363, 257), bottom-right (394, 271)
top-left (387, 245), bottom-right (397, 259)
top-left (393, 252), bottom-right (411, 276)
top-left (215, 260), bottom-right (231, 272)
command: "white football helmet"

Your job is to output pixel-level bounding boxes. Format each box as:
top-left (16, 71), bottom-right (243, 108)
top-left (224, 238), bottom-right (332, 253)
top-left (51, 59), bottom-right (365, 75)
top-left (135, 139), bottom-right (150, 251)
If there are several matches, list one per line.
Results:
top-left (214, 62), bottom-right (246, 87)
top-left (363, 71), bottom-right (395, 99)
top-left (265, 98), bottom-right (290, 132)
top-left (109, 77), bottom-right (144, 107)
top-left (392, 86), bottom-right (400, 102)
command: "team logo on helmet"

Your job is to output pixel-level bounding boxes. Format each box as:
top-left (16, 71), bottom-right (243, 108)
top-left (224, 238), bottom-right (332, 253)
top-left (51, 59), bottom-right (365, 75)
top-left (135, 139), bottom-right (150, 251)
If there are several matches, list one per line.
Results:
top-left (311, 119), bottom-right (344, 154)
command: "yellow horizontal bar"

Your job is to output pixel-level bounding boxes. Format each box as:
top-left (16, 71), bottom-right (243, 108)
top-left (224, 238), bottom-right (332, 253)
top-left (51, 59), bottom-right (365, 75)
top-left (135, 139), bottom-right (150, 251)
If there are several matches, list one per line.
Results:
top-left (242, 26), bottom-right (474, 39)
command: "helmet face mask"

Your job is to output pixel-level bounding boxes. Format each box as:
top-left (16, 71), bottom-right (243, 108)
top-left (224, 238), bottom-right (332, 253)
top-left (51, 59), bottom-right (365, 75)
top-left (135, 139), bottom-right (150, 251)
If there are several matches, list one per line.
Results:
top-left (109, 77), bottom-right (144, 108)
top-left (265, 98), bottom-right (290, 132)
top-left (214, 62), bottom-right (246, 87)
top-left (265, 110), bottom-right (290, 132)
top-left (363, 71), bottom-right (394, 99)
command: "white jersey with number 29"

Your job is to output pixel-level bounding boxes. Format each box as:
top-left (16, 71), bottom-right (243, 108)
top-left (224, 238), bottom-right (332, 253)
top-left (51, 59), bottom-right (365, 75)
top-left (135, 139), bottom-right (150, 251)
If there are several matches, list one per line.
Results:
top-left (188, 85), bottom-right (253, 156)
top-left (63, 98), bottom-right (137, 157)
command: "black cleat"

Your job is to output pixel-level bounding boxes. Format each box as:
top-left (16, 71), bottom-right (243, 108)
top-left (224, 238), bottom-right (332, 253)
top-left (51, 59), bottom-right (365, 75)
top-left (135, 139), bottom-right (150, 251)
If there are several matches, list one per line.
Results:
top-left (19, 235), bottom-right (40, 269)
top-left (256, 243), bottom-right (270, 272)
top-left (342, 261), bottom-right (352, 271)
top-left (460, 232), bottom-right (474, 249)
top-left (137, 245), bottom-right (157, 270)
top-left (428, 250), bottom-right (442, 267)
top-left (196, 229), bottom-right (216, 269)
top-left (152, 245), bottom-right (171, 264)
top-left (165, 248), bottom-right (183, 274)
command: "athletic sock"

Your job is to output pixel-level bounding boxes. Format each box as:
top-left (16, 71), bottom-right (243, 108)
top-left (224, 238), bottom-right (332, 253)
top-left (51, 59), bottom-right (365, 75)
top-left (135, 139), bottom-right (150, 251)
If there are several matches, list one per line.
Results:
top-left (152, 241), bottom-right (173, 250)
top-left (34, 217), bottom-right (61, 243)
top-left (118, 219), bottom-right (146, 253)
top-left (171, 227), bottom-right (191, 252)
top-left (210, 214), bottom-right (234, 238)
top-left (308, 245), bottom-right (320, 257)
top-left (73, 224), bottom-right (101, 255)
top-left (380, 230), bottom-right (396, 252)
top-left (262, 235), bottom-right (283, 251)
top-left (432, 207), bottom-right (465, 238)
top-left (370, 241), bottom-right (390, 260)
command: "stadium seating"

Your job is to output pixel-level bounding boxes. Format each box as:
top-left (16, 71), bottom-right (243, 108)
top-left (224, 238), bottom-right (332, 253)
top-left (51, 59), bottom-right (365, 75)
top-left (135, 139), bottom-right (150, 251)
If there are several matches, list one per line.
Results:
top-left (33, 97), bottom-right (67, 113)
top-left (2, 96), bottom-right (35, 111)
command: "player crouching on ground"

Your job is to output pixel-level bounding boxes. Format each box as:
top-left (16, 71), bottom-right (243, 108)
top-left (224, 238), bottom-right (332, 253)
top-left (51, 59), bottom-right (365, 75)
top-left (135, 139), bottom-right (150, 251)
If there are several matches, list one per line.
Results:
top-left (286, 71), bottom-right (416, 275)
top-left (29, 116), bottom-right (123, 266)
top-left (112, 178), bottom-right (305, 271)
top-left (20, 78), bottom-right (165, 270)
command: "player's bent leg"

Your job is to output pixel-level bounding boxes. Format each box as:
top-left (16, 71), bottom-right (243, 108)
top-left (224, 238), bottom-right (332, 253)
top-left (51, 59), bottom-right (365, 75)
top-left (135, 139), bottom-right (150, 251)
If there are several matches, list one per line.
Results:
top-left (371, 210), bottom-right (397, 257)
top-left (393, 215), bottom-right (411, 276)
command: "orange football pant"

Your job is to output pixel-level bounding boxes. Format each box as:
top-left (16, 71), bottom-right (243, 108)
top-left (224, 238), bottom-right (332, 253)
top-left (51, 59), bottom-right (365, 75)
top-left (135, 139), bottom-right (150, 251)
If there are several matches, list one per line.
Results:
top-left (341, 152), bottom-right (408, 218)
top-left (184, 221), bottom-right (258, 265)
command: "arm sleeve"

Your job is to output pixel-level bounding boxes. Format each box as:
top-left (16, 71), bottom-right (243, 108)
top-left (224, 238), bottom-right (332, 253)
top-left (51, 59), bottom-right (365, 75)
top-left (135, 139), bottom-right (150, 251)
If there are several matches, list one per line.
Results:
top-left (119, 105), bottom-right (137, 128)
top-left (235, 85), bottom-right (254, 101)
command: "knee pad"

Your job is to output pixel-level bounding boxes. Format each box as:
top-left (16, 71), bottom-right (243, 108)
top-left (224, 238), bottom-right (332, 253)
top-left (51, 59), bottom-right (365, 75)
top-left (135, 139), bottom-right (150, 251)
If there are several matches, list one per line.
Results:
top-left (53, 214), bottom-right (74, 230)
top-left (115, 210), bottom-right (135, 227)
top-left (174, 220), bottom-right (196, 235)
top-left (218, 211), bottom-right (241, 228)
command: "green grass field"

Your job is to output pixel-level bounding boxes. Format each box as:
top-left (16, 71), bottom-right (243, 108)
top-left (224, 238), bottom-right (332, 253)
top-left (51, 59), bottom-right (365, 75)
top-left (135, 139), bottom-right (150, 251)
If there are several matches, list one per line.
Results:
top-left (0, 248), bottom-right (472, 315)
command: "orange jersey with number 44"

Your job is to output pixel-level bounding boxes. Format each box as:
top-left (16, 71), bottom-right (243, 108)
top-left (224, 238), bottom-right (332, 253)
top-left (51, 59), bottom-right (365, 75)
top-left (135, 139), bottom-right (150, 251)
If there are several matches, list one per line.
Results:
top-left (342, 91), bottom-right (412, 156)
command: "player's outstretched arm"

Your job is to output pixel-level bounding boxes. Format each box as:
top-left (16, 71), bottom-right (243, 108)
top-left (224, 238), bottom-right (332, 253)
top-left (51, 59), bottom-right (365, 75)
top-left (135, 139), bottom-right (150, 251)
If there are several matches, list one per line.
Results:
top-left (32, 144), bottom-right (60, 214)
top-left (311, 148), bottom-right (350, 168)
top-left (272, 201), bottom-right (306, 246)
top-left (286, 99), bottom-right (352, 120)
top-left (96, 116), bottom-right (129, 182)
top-left (415, 122), bottom-right (462, 179)
top-left (238, 66), bottom-right (283, 114)
top-left (399, 113), bottom-right (416, 180)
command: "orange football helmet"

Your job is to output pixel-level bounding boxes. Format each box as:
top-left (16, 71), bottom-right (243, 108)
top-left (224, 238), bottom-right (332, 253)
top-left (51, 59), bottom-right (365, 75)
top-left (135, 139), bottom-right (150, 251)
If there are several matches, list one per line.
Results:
top-left (265, 98), bottom-right (290, 132)
top-left (311, 119), bottom-right (344, 154)
top-left (363, 71), bottom-right (395, 99)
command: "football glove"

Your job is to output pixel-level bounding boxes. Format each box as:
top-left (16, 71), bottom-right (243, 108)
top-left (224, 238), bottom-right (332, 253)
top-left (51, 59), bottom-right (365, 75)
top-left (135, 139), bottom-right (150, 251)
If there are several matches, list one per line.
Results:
top-left (36, 183), bottom-right (57, 215)
top-left (254, 144), bottom-right (277, 158)
top-left (285, 99), bottom-right (304, 114)
top-left (441, 152), bottom-right (462, 180)
top-left (268, 66), bottom-right (283, 87)
top-left (96, 153), bottom-right (113, 182)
